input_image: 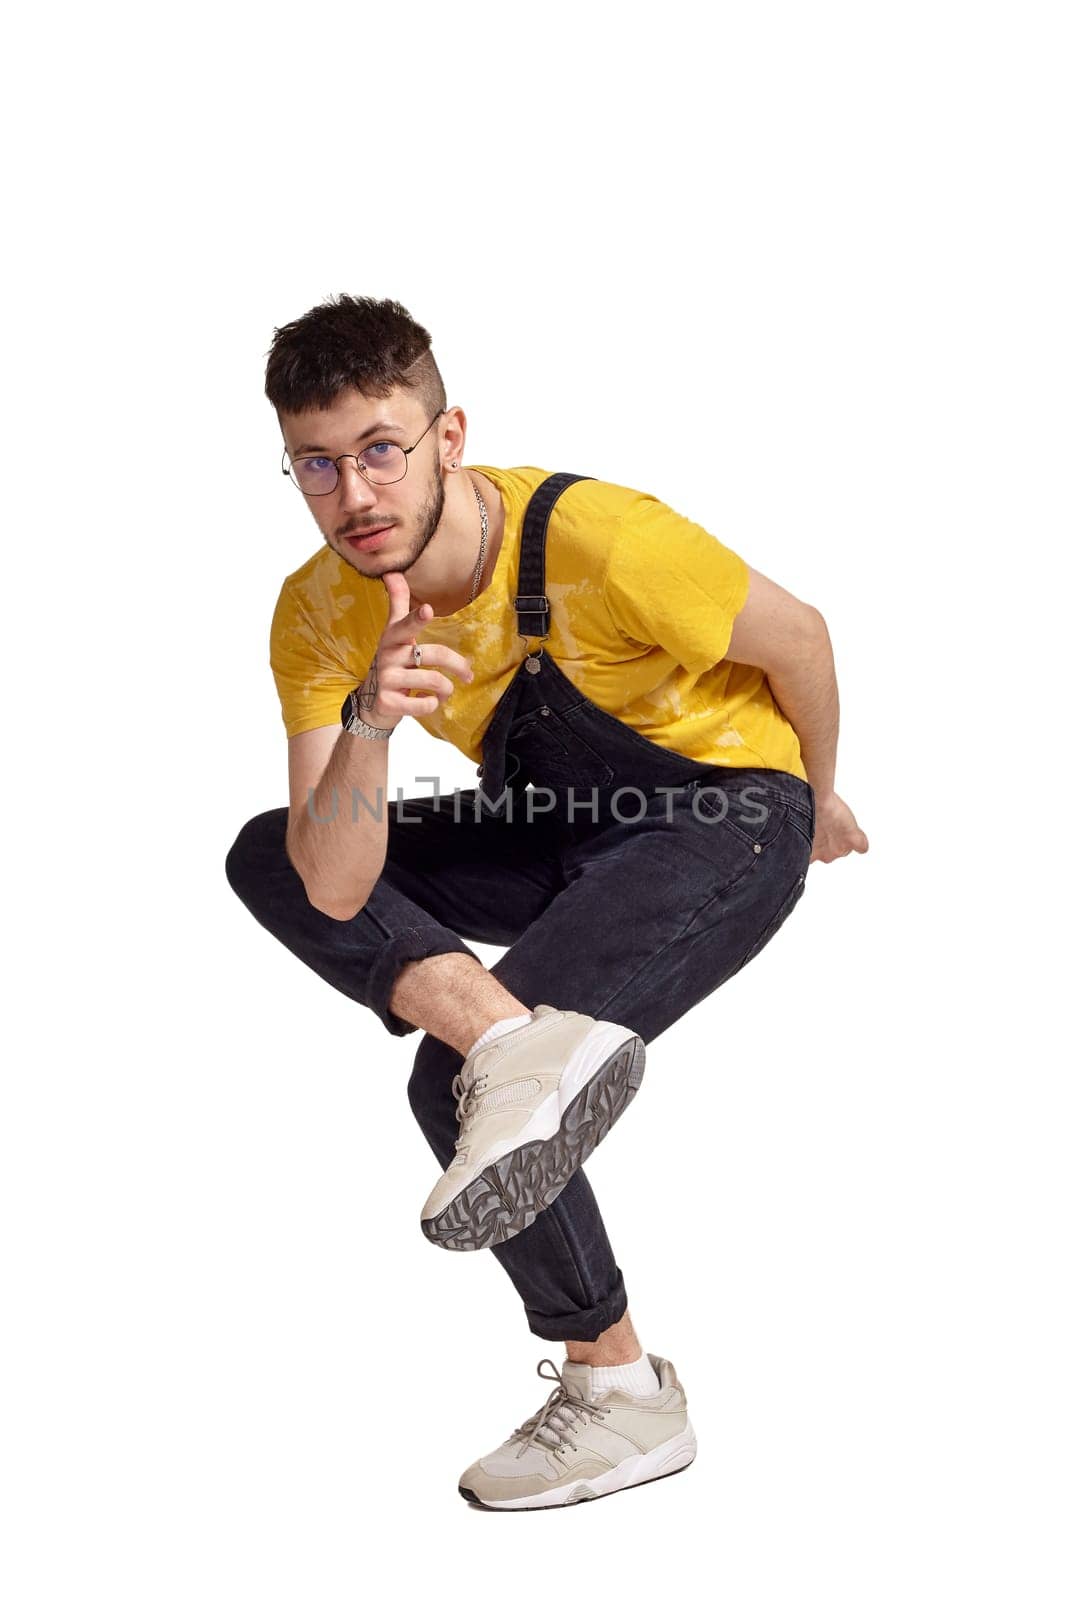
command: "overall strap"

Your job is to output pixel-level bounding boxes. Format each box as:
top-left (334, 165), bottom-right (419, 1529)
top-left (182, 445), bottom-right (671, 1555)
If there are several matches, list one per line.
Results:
top-left (513, 472), bottom-right (596, 640)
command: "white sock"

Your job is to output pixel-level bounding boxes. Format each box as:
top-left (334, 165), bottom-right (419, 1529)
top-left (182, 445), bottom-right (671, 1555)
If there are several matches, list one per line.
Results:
top-left (468, 1012), bottom-right (533, 1057)
top-left (587, 1353), bottom-right (660, 1398)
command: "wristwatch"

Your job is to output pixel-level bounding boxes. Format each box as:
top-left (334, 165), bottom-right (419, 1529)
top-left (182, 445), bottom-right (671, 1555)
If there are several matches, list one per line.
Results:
top-left (340, 686), bottom-right (393, 739)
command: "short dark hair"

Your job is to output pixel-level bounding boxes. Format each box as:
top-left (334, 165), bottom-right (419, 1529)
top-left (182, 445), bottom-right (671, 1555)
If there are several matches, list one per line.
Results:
top-left (264, 293), bottom-right (447, 422)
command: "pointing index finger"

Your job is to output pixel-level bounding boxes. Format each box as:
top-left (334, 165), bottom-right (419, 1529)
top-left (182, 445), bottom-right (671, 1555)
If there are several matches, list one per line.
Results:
top-left (382, 569), bottom-right (433, 631)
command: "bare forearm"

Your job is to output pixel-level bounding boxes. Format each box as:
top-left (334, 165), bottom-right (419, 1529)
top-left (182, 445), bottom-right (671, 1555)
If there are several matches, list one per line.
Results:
top-left (764, 611), bottom-right (839, 800)
top-left (287, 730), bottom-right (391, 918)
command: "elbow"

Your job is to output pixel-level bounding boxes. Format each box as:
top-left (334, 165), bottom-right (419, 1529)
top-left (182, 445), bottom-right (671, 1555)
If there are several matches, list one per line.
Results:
top-left (286, 831), bottom-right (365, 920)
top-left (803, 604), bottom-right (828, 641)
top-left (300, 869), bottom-right (366, 919)
top-left (761, 608), bottom-right (828, 684)
top-left (787, 606), bottom-right (829, 663)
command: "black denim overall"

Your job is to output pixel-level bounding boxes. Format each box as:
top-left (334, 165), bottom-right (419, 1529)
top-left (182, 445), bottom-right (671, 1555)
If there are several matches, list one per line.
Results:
top-left (225, 473), bottom-right (816, 1343)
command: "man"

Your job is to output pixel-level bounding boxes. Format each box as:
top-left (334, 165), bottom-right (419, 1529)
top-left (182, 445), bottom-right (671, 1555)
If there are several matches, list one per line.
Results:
top-left (225, 293), bottom-right (868, 1511)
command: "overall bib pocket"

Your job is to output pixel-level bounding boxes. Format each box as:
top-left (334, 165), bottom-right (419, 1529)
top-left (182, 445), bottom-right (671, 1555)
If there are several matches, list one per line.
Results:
top-left (505, 702), bottom-right (616, 788)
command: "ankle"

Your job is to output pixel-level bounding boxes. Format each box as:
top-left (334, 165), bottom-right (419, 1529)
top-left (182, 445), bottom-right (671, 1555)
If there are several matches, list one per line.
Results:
top-left (587, 1353), bottom-right (659, 1397)
top-left (467, 1011), bottom-right (533, 1058)
top-left (565, 1313), bottom-right (642, 1367)
top-left (387, 952), bottom-right (531, 1055)
top-left (567, 1340), bottom-right (643, 1366)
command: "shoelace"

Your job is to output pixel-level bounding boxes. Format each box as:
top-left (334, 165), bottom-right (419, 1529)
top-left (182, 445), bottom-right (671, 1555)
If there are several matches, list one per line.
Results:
top-left (450, 1012), bottom-right (554, 1155)
top-left (451, 1068), bottom-right (489, 1132)
top-left (450, 1069), bottom-right (488, 1160)
top-left (509, 1359), bottom-right (610, 1459)
top-left (451, 1069), bottom-right (488, 1125)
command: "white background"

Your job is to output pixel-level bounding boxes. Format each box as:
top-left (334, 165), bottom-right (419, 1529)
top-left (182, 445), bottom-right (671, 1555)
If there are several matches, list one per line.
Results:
top-left (3, 1), bottom-right (1064, 1595)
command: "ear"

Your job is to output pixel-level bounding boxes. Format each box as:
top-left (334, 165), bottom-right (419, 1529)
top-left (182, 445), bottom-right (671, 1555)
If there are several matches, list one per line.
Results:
top-left (439, 406), bottom-right (468, 470)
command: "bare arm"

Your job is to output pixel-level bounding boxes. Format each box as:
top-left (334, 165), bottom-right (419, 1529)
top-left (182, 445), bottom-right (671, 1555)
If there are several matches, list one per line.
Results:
top-left (284, 570), bottom-right (474, 917)
top-left (764, 622), bottom-right (839, 801)
top-left (285, 717), bottom-right (392, 920)
top-left (726, 565), bottom-right (867, 863)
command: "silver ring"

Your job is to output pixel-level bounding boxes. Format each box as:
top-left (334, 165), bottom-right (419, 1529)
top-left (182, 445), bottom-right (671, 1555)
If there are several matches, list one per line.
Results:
top-left (412, 642), bottom-right (422, 666)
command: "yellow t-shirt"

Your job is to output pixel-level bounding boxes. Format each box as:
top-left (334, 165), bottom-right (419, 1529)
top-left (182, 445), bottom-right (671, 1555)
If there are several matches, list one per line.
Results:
top-left (269, 465), bottom-right (807, 783)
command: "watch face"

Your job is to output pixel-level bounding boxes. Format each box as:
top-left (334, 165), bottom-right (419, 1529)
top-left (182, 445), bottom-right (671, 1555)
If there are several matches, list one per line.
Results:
top-left (341, 690), bottom-right (356, 726)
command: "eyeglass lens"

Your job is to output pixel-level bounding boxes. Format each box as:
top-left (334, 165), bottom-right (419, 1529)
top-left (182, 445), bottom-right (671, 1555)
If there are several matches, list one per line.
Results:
top-left (289, 441), bottom-right (407, 494)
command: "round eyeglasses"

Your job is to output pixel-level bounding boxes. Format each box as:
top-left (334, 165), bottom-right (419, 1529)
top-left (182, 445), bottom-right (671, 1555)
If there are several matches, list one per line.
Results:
top-left (282, 408), bottom-right (445, 495)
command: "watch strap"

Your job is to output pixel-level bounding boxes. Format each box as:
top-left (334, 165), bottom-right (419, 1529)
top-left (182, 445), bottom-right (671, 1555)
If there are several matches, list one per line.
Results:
top-left (341, 687), bottom-right (393, 739)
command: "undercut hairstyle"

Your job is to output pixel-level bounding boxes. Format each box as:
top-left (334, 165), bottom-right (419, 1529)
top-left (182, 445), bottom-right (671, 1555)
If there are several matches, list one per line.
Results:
top-left (264, 293), bottom-right (447, 423)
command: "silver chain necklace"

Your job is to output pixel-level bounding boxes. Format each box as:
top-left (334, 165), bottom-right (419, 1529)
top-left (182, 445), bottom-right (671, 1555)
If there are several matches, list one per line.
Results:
top-left (399, 475), bottom-right (491, 690)
top-left (469, 479), bottom-right (489, 604)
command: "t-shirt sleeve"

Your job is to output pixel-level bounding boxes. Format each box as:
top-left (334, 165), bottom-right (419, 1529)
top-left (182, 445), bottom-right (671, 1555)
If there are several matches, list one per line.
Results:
top-left (603, 492), bottom-right (750, 676)
top-left (269, 579), bottom-right (362, 739)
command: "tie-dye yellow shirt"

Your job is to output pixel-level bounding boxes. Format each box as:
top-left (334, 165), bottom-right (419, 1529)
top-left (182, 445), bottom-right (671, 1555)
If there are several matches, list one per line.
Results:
top-left (269, 465), bottom-right (807, 783)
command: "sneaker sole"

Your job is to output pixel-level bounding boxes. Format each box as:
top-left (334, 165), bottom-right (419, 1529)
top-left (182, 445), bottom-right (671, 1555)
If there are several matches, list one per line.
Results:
top-left (458, 1421), bottom-right (698, 1511)
top-left (421, 1034), bottom-right (645, 1251)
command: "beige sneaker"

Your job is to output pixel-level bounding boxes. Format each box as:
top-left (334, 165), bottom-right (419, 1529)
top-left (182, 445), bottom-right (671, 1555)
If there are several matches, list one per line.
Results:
top-left (420, 1003), bottom-right (645, 1252)
top-left (458, 1353), bottom-right (697, 1510)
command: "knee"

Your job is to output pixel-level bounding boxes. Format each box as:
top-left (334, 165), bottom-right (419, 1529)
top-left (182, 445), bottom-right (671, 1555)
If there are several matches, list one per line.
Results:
top-left (224, 807), bottom-right (289, 904)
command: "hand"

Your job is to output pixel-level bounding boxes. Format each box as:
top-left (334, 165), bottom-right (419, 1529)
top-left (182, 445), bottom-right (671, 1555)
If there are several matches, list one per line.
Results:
top-left (354, 570), bottom-right (475, 731)
top-left (810, 792), bottom-right (869, 865)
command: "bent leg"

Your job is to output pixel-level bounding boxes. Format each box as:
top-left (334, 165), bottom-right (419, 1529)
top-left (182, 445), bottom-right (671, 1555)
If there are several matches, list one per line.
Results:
top-left (224, 806), bottom-right (480, 1037)
top-left (223, 790), bottom-right (567, 1038)
top-left (224, 792), bottom-right (628, 1339)
top-left (406, 783), bottom-right (813, 1341)
top-left (407, 1029), bottom-right (630, 1344)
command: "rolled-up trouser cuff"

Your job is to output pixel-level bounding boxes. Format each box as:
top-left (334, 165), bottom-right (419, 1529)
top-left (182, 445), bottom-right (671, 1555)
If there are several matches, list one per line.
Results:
top-left (523, 1268), bottom-right (629, 1344)
top-left (367, 927), bottom-right (483, 1037)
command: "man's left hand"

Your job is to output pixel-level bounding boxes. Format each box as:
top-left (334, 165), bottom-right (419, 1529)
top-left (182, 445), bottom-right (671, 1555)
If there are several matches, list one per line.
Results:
top-left (810, 792), bottom-right (869, 864)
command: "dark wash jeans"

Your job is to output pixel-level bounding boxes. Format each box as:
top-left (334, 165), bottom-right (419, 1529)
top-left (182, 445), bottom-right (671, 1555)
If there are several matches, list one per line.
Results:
top-left (224, 769), bottom-right (815, 1343)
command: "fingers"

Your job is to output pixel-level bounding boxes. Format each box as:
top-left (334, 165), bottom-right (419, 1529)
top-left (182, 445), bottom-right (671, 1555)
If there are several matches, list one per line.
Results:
top-left (378, 577), bottom-right (474, 681)
top-left (382, 570), bottom-right (412, 626)
top-left (370, 575), bottom-right (474, 731)
top-left (809, 834), bottom-right (870, 864)
top-left (403, 693), bottom-right (441, 718)
top-left (382, 570), bottom-right (433, 633)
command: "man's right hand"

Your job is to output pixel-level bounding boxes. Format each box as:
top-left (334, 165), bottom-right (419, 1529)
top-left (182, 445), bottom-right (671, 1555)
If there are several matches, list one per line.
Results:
top-left (354, 570), bottom-right (475, 731)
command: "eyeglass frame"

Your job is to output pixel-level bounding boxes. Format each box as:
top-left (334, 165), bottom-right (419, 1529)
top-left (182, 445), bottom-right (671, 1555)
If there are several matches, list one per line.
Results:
top-left (281, 407), bottom-right (446, 495)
